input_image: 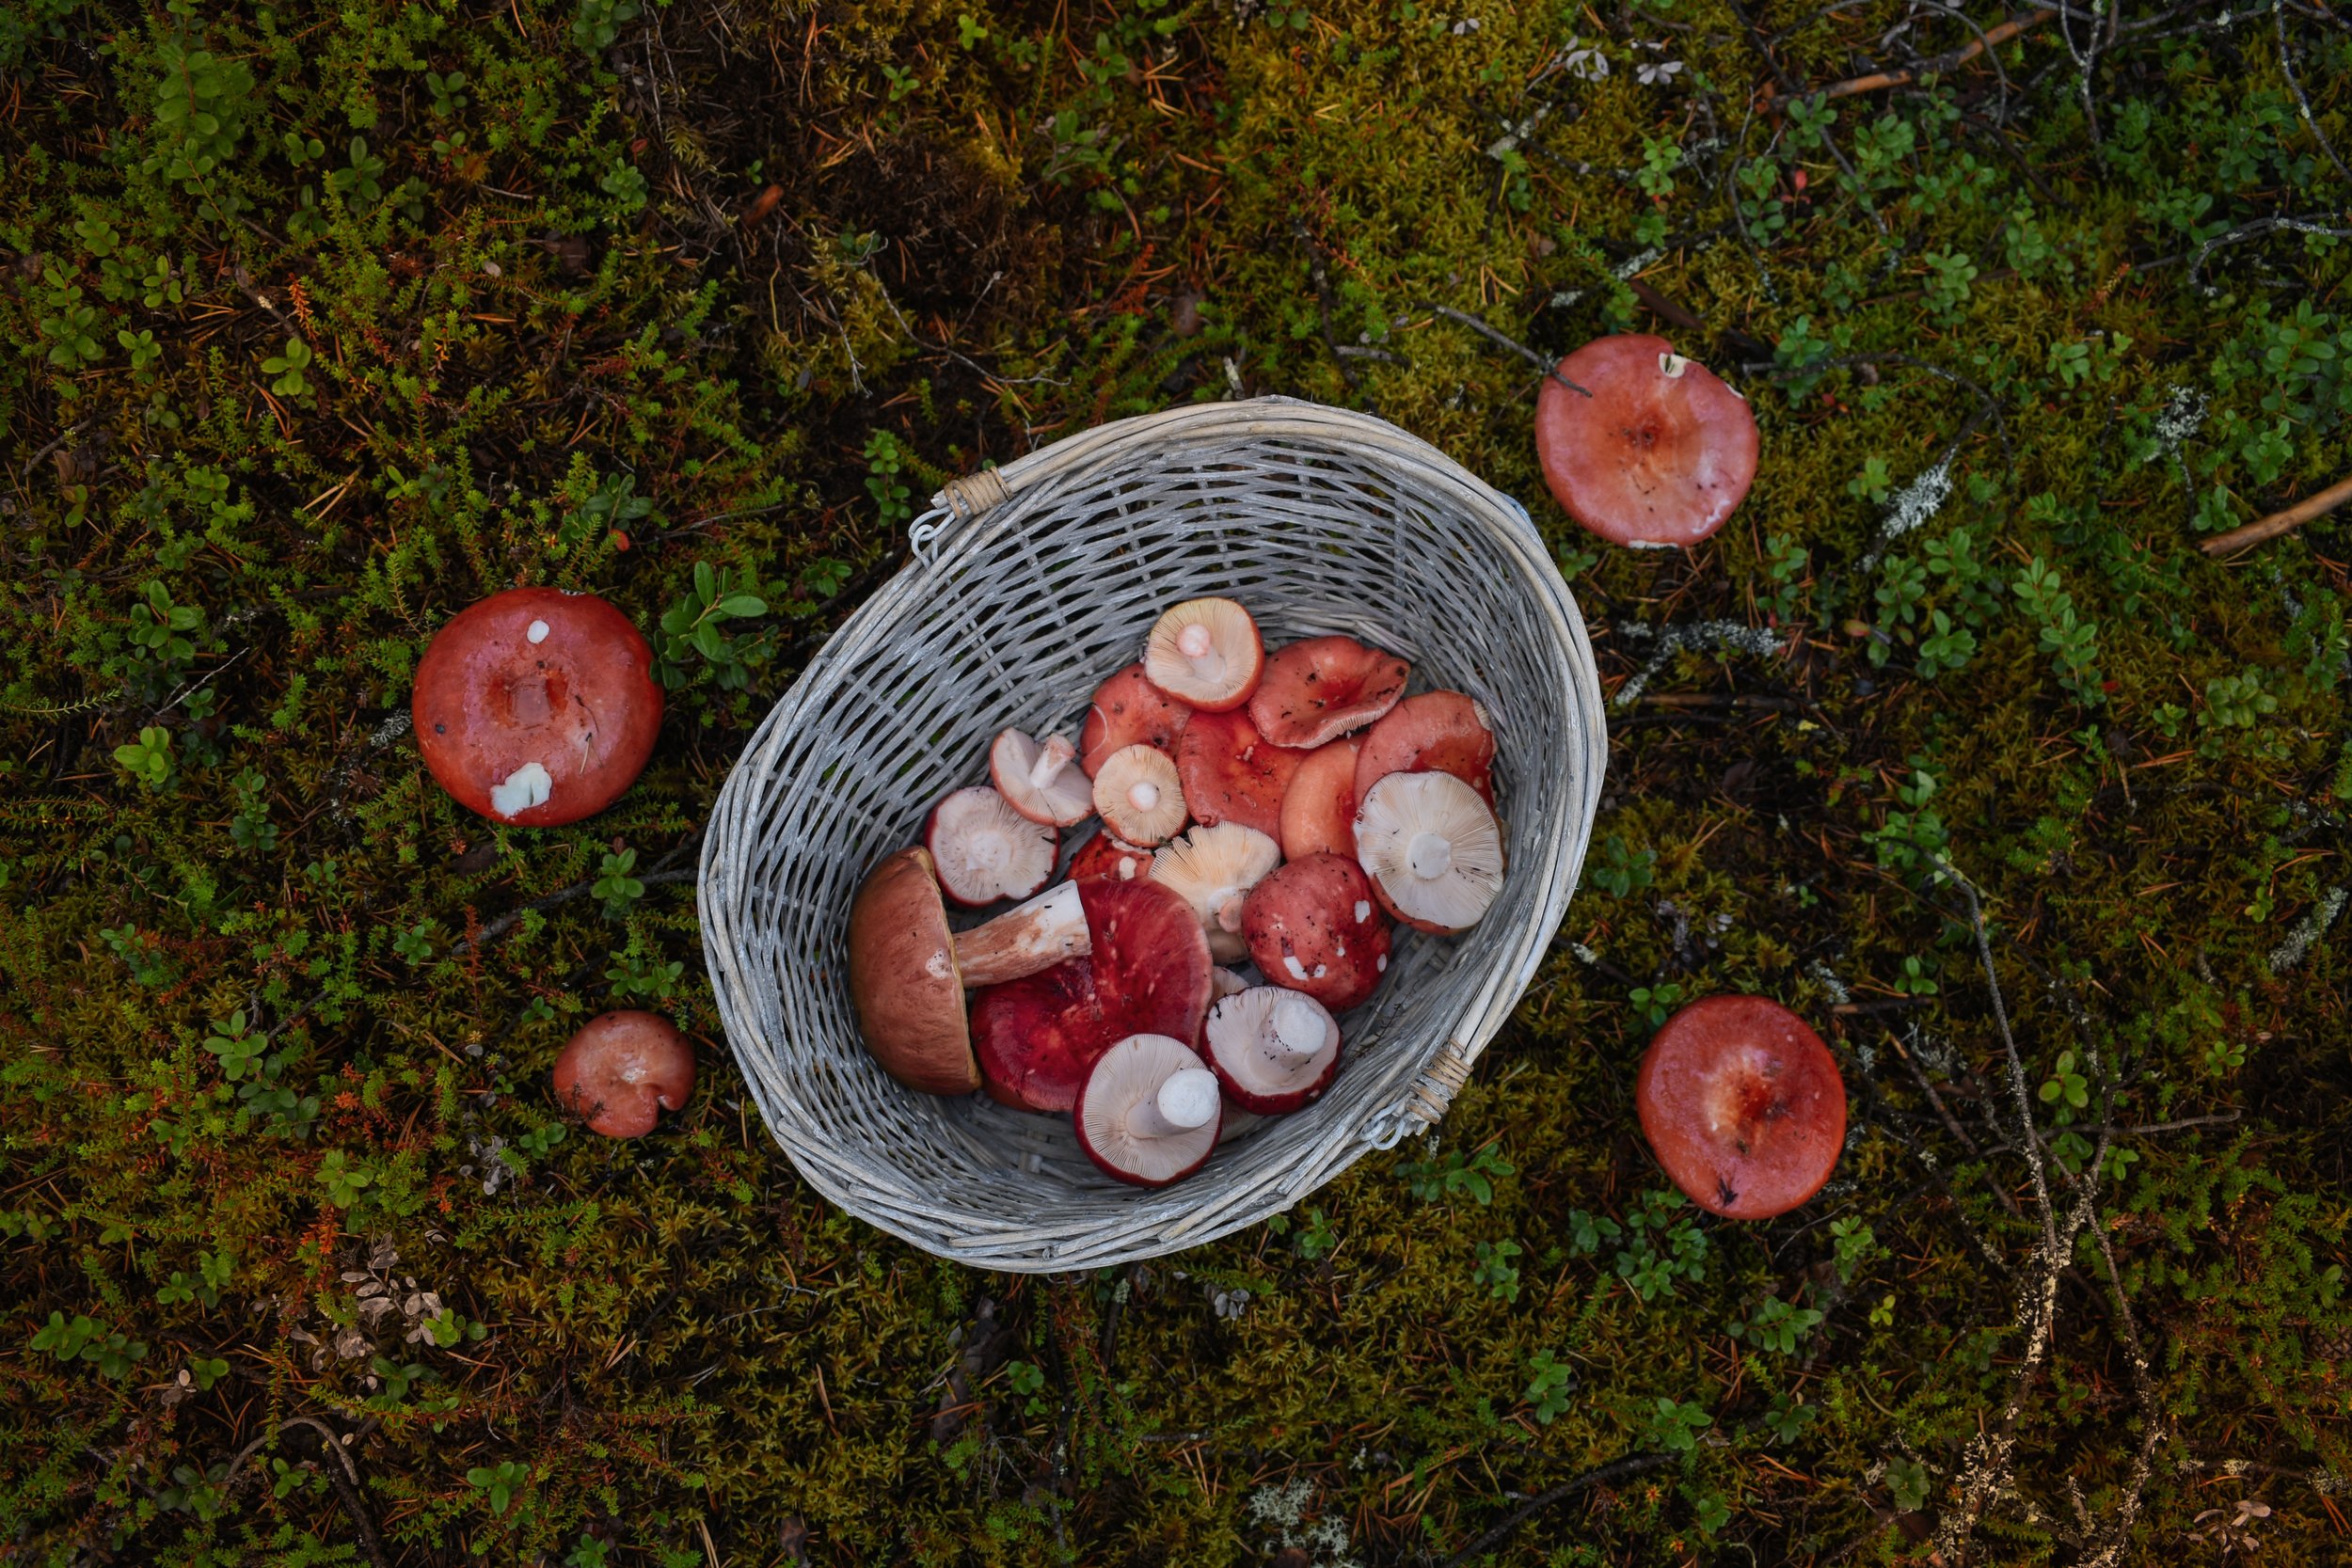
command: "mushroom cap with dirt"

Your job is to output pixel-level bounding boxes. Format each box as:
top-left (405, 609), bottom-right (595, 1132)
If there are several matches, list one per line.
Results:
top-left (1353, 689), bottom-right (1498, 806)
top-left (1176, 707), bottom-right (1306, 840)
top-left (1636, 994), bottom-right (1847, 1220)
top-left (846, 850), bottom-right (1094, 1096)
top-left (1239, 851), bottom-right (1391, 1013)
top-left (412, 586), bottom-right (663, 827)
top-left (924, 786), bottom-right (1057, 907)
top-left (989, 728), bottom-right (1096, 828)
top-left (1149, 821), bottom-right (1283, 962)
top-left (1202, 986), bottom-right (1342, 1116)
top-left (1142, 596), bottom-right (1264, 711)
top-left (1535, 333), bottom-right (1759, 549)
top-left (1352, 770), bottom-right (1507, 935)
top-left (1246, 635), bottom-right (1410, 750)
top-left (1074, 1033), bottom-right (1223, 1186)
top-left (552, 1011), bottom-right (696, 1138)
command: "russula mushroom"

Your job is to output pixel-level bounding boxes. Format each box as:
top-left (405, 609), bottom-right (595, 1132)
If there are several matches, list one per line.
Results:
top-left (970, 879), bottom-right (1214, 1112)
top-left (925, 786), bottom-right (1057, 906)
top-left (1176, 707), bottom-right (1306, 840)
top-left (1353, 690), bottom-right (1498, 806)
top-left (1142, 596), bottom-right (1264, 711)
top-left (1078, 662), bottom-right (1192, 777)
top-left (412, 586), bottom-right (663, 827)
top-left (1202, 987), bottom-right (1342, 1116)
top-left (551, 1011), bottom-right (696, 1137)
top-left (1353, 771), bottom-right (1506, 935)
top-left (1150, 821), bottom-right (1283, 962)
top-left (1092, 743), bottom-right (1188, 845)
top-left (1278, 737), bottom-right (1360, 863)
top-left (1636, 995), bottom-right (1847, 1219)
top-left (1069, 831), bottom-right (1154, 884)
top-left (990, 729), bottom-right (1095, 828)
top-left (1240, 851), bottom-right (1391, 1013)
top-left (1534, 332), bottom-right (1760, 549)
top-left (1074, 1033), bottom-right (1223, 1187)
top-left (1247, 636), bottom-right (1411, 750)
top-left (846, 851), bottom-right (1093, 1095)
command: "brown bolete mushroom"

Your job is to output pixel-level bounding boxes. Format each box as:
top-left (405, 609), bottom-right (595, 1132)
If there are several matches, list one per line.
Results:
top-left (552, 1010), bottom-right (696, 1137)
top-left (1142, 596), bottom-right (1264, 711)
top-left (1074, 1033), bottom-right (1223, 1187)
top-left (1637, 994), bottom-right (1847, 1220)
top-left (1247, 636), bottom-right (1410, 750)
top-left (1092, 743), bottom-right (1188, 845)
top-left (1202, 986), bottom-right (1342, 1116)
top-left (846, 851), bottom-right (1093, 1095)
top-left (1352, 771), bottom-right (1506, 935)
top-left (925, 786), bottom-right (1057, 906)
top-left (1176, 707), bottom-right (1306, 840)
top-left (990, 728), bottom-right (1096, 828)
top-left (1240, 851), bottom-right (1391, 1013)
top-left (970, 879), bottom-right (1214, 1113)
top-left (1149, 821), bottom-right (1282, 962)
top-left (1069, 831), bottom-right (1154, 884)
top-left (1353, 690), bottom-right (1497, 806)
top-left (1278, 737), bottom-right (1360, 863)
top-left (1078, 662), bottom-right (1192, 777)
top-left (412, 586), bottom-right (663, 827)
top-left (1535, 333), bottom-right (1760, 549)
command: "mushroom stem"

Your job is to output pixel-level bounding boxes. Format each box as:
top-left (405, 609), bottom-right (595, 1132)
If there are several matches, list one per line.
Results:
top-left (953, 881), bottom-right (1092, 987)
top-left (1127, 1067), bottom-right (1220, 1138)
top-left (1407, 832), bottom-right (1455, 879)
top-left (1267, 993), bottom-right (1327, 1062)
top-left (1028, 735), bottom-right (1077, 790)
top-left (1214, 890), bottom-right (1247, 932)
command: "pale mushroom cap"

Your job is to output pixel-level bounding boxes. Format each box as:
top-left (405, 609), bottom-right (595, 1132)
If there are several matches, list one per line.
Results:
top-left (1076, 1033), bottom-right (1223, 1186)
top-left (990, 728), bottom-right (1096, 828)
top-left (1143, 597), bottom-right (1264, 711)
top-left (1150, 821), bottom-right (1282, 962)
top-left (1093, 744), bottom-right (1188, 845)
top-left (926, 786), bottom-right (1057, 906)
top-left (1354, 771), bottom-right (1506, 933)
top-left (1203, 987), bottom-right (1341, 1112)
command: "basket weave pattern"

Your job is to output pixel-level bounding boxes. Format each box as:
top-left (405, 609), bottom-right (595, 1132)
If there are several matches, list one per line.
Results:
top-left (700, 398), bottom-right (1607, 1271)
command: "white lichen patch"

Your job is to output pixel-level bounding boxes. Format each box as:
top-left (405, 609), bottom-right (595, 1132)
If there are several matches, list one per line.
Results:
top-left (1246, 1476), bottom-right (1363, 1568)
top-left (1613, 619), bottom-right (1788, 707)
top-left (1858, 459), bottom-right (1955, 570)
top-left (2267, 884), bottom-right (2347, 974)
top-left (489, 761), bottom-right (552, 818)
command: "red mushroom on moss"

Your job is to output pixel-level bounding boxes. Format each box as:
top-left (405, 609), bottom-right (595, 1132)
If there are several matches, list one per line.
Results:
top-left (1535, 333), bottom-right (1760, 549)
top-left (1075, 1033), bottom-right (1222, 1187)
top-left (1279, 738), bottom-right (1360, 863)
top-left (1240, 851), bottom-right (1391, 1013)
top-left (925, 786), bottom-right (1057, 906)
top-left (1202, 986), bottom-right (1341, 1116)
top-left (1142, 597), bottom-right (1264, 711)
top-left (990, 729), bottom-right (1095, 828)
top-left (1177, 707), bottom-right (1306, 840)
top-left (1078, 662), bottom-right (1192, 777)
top-left (1352, 771), bottom-right (1506, 935)
top-left (1353, 690), bottom-right (1497, 806)
top-left (1636, 995), bottom-right (1847, 1220)
top-left (413, 586), bottom-right (663, 827)
top-left (1247, 636), bottom-right (1410, 750)
top-left (552, 1011), bottom-right (696, 1137)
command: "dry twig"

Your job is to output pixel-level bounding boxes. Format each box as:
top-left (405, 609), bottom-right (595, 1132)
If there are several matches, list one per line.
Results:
top-left (2199, 470), bottom-right (2352, 556)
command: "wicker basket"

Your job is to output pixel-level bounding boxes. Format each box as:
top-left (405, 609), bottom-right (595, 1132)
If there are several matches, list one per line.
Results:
top-left (699, 397), bottom-right (1608, 1272)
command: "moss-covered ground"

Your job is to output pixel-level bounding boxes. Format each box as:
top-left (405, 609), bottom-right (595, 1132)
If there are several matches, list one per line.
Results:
top-left (7, 0), bottom-right (2352, 1561)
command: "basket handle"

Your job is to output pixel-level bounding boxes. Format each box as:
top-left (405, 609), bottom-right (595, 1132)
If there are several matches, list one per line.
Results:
top-left (1359, 1038), bottom-right (1476, 1149)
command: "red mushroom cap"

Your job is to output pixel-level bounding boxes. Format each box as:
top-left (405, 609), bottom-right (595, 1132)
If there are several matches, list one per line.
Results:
top-left (1240, 852), bottom-right (1391, 1013)
top-left (1353, 690), bottom-right (1497, 806)
top-left (1069, 832), bottom-right (1155, 884)
top-left (1636, 995), bottom-right (1847, 1220)
top-left (413, 587), bottom-right (663, 827)
top-left (1079, 663), bottom-right (1192, 777)
top-left (1535, 333), bottom-right (1760, 549)
top-left (1247, 636), bottom-right (1411, 750)
top-left (970, 879), bottom-right (1214, 1113)
top-left (552, 1011), bottom-right (696, 1137)
top-left (1278, 738), bottom-right (1360, 863)
top-left (1176, 707), bottom-right (1307, 840)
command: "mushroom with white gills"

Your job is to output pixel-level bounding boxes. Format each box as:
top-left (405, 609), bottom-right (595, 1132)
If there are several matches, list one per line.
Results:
top-left (846, 850), bottom-right (1091, 1095)
top-left (1142, 596), bottom-right (1264, 711)
top-left (925, 785), bottom-right (1057, 907)
top-left (1151, 821), bottom-right (1281, 962)
top-left (1075, 1033), bottom-right (1223, 1187)
top-left (1203, 986), bottom-right (1341, 1116)
top-left (1092, 742), bottom-right (1188, 845)
top-left (990, 728), bottom-right (1096, 828)
top-left (1353, 770), bottom-right (1506, 935)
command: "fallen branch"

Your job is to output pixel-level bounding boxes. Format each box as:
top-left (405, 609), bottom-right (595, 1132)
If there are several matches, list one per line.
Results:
top-left (1767, 8), bottom-right (2057, 103)
top-left (1406, 303), bottom-right (1592, 397)
top-left (2198, 470), bottom-right (2352, 555)
top-left (1440, 1452), bottom-right (1675, 1567)
top-left (453, 868), bottom-right (697, 955)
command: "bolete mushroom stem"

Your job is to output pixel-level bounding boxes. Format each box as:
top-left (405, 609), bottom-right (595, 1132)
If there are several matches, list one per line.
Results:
top-left (1128, 1067), bottom-right (1220, 1139)
top-left (952, 880), bottom-right (1091, 987)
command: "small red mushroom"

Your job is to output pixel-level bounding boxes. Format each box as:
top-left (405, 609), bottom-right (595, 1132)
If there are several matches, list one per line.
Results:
top-left (1636, 995), bottom-right (1847, 1220)
top-left (1177, 707), bottom-right (1307, 840)
top-left (1278, 738), bottom-right (1360, 863)
top-left (413, 586), bottom-right (663, 827)
top-left (1074, 1033), bottom-right (1222, 1187)
top-left (1201, 986), bottom-right (1342, 1116)
top-left (1535, 333), bottom-right (1760, 549)
top-left (1247, 636), bottom-right (1410, 750)
top-left (1353, 690), bottom-right (1497, 806)
top-left (1069, 832), bottom-right (1155, 884)
top-left (1142, 597), bottom-right (1264, 711)
top-left (1240, 852), bottom-right (1391, 1013)
top-left (1079, 663), bottom-right (1192, 777)
top-left (925, 786), bottom-right (1057, 906)
top-left (552, 1011), bottom-right (696, 1137)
